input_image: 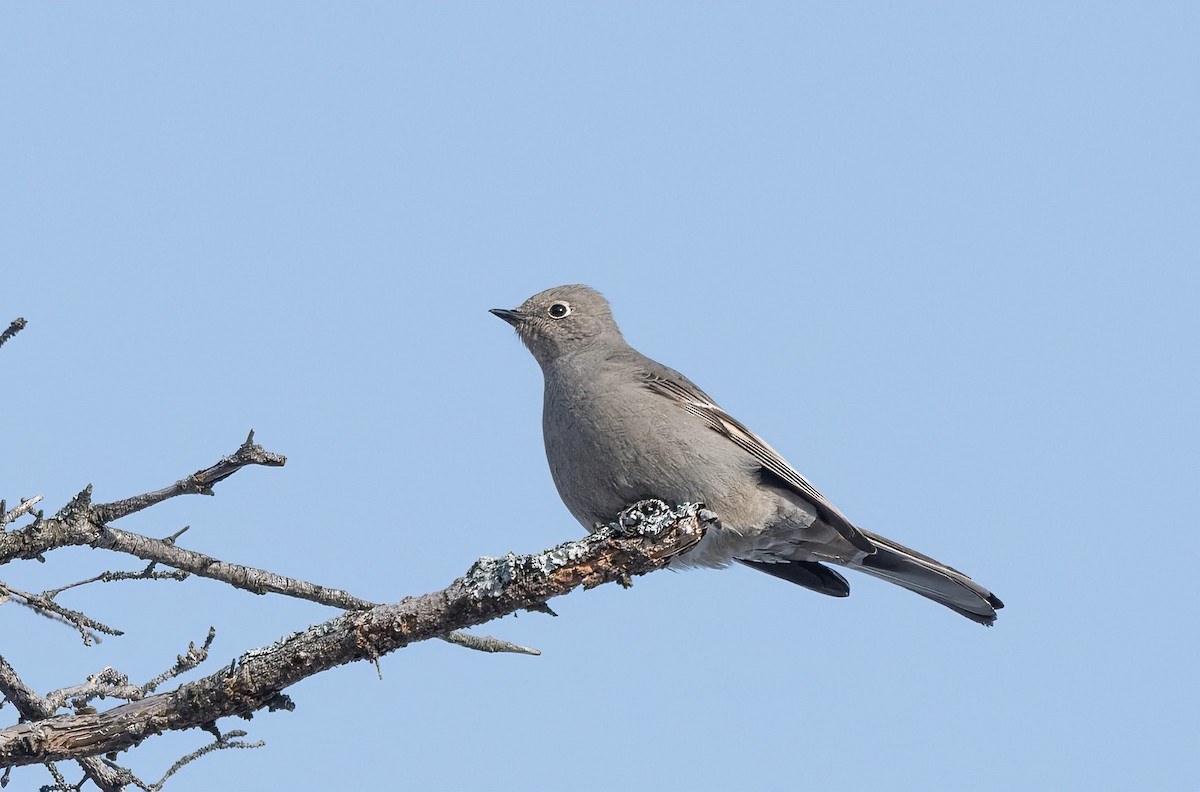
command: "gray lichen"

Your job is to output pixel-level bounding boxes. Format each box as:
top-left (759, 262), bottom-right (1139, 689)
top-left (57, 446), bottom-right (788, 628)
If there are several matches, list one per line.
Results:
top-left (463, 501), bottom-right (710, 600)
top-left (527, 538), bottom-right (597, 577)
top-left (614, 500), bottom-right (705, 538)
top-left (464, 553), bottom-right (520, 599)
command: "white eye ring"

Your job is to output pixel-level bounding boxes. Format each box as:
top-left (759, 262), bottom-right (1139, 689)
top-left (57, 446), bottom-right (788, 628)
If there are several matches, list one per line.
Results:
top-left (547, 301), bottom-right (571, 319)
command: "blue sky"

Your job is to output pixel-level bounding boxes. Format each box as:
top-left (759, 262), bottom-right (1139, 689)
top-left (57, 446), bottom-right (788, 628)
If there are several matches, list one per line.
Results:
top-left (2, 3), bottom-right (1196, 790)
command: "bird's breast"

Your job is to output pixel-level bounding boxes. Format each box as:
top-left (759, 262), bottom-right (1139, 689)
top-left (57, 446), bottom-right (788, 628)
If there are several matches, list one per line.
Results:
top-left (541, 375), bottom-right (757, 530)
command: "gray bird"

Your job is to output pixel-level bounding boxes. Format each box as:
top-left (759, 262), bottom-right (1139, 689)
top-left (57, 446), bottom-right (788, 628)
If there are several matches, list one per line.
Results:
top-left (491, 285), bottom-right (1003, 625)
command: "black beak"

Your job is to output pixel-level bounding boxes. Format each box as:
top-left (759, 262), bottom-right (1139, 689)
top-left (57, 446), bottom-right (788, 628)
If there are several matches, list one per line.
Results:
top-left (489, 308), bottom-right (524, 327)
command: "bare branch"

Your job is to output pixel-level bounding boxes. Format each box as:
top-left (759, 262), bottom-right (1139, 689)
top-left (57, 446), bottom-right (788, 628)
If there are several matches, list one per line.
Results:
top-left (38, 627), bottom-right (217, 719)
top-left (0, 501), bottom-right (710, 766)
top-left (41, 760), bottom-right (69, 790)
top-left (146, 729), bottom-right (264, 791)
top-left (0, 433), bottom-right (283, 565)
top-left (0, 553), bottom-right (187, 650)
top-left (91, 431), bottom-right (286, 524)
top-left (0, 436), bottom-right (538, 660)
top-left (0, 319), bottom-right (25, 351)
top-left (0, 496), bottom-right (43, 531)
top-left (141, 628), bottom-right (216, 695)
top-left (43, 566), bottom-right (189, 599)
top-left (2, 628), bottom-right (224, 788)
top-left (44, 668), bottom-right (143, 712)
top-left (440, 631), bottom-right (541, 656)
top-left (0, 582), bottom-right (121, 644)
top-left (89, 524), bottom-right (534, 656)
top-left (92, 525), bottom-right (372, 609)
top-left (0, 656), bottom-right (130, 791)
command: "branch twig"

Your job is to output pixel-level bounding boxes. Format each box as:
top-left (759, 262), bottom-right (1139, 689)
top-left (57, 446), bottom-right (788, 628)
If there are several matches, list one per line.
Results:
top-left (0, 496), bottom-right (43, 531)
top-left (43, 565), bottom-right (190, 599)
top-left (0, 582), bottom-right (121, 644)
top-left (91, 430), bottom-right (286, 524)
top-left (141, 627), bottom-right (217, 695)
top-left (145, 728), bottom-right (264, 791)
top-left (0, 431), bottom-right (280, 565)
top-left (0, 319), bottom-right (25, 351)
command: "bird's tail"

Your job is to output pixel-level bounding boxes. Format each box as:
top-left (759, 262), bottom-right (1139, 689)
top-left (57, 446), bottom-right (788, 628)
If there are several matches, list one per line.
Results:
top-left (849, 529), bottom-right (1004, 626)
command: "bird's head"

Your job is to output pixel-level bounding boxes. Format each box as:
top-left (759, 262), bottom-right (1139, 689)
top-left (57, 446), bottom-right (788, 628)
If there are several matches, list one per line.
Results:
top-left (490, 284), bottom-right (624, 367)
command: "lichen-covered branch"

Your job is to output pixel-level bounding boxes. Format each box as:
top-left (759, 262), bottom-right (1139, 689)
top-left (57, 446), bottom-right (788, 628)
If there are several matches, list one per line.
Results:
top-left (0, 501), bottom-right (709, 767)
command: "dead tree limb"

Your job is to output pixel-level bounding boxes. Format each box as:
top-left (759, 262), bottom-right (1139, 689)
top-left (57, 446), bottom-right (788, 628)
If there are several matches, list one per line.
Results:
top-left (0, 500), bottom-right (709, 767)
top-left (90, 430), bottom-right (286, 524)
top-left (0, 655), bottom-right (132, 791)
top-left (0, 434), bottom-right (537, 656)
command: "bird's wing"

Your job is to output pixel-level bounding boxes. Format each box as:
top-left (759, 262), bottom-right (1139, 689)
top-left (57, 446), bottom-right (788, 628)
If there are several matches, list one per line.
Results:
top-left (641, 367), bottom-right (875, 554)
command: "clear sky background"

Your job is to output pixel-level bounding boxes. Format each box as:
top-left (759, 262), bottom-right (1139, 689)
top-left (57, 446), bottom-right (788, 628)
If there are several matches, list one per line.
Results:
top-left (2, 4), bottom-right (1196, 791)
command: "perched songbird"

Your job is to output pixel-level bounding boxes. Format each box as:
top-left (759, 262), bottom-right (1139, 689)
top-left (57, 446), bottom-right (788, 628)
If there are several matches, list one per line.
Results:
top-left (491, 285), bottom-right (1003, 625)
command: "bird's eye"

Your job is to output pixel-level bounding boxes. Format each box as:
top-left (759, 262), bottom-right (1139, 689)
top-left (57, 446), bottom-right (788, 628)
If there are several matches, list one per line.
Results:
top-left (547, 301), bottom-right (571, 319)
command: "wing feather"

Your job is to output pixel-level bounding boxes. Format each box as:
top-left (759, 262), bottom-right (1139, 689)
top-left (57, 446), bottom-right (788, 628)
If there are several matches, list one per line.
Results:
top-left (642, 370), bottom-right (875, 554)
